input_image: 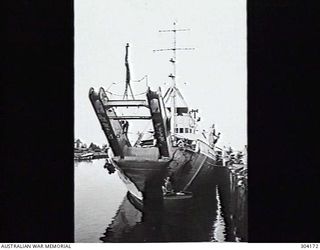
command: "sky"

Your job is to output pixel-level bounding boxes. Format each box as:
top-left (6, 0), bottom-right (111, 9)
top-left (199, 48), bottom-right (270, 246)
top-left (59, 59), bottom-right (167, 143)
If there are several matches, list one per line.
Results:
top-left (75, 0), bottom-right (247, 150)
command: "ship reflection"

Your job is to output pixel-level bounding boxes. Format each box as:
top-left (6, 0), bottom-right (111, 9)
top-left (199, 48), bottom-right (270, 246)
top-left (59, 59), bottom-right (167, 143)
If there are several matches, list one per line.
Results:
top-left (100, 183), bottom-right (231, 242)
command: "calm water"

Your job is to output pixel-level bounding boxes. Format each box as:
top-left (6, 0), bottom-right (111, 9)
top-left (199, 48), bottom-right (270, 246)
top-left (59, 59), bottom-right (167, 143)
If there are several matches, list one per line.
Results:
top-left (75, 159), bottom-right (247, 242)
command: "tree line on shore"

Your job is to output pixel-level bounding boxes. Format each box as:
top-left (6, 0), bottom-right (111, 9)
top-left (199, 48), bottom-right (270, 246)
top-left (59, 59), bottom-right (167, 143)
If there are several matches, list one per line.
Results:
top-left (74, 139), bottom-right (107, 153)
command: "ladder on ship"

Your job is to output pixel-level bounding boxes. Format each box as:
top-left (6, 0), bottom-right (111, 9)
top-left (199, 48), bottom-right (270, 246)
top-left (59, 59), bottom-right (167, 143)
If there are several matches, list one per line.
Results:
top-left (89, 87), bottom-right (170, 158)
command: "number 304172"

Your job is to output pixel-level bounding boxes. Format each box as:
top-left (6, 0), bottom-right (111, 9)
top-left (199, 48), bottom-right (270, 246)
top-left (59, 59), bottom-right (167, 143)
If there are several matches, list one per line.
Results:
top-left (301, 244), bottom-right (319, 248)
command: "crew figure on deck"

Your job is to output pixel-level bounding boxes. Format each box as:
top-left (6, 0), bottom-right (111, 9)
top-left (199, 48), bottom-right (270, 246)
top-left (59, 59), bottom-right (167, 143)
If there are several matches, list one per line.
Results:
top-left (121, 120), bottom-right (129, 134)
top-left (209, 123), bottom-right (221, 147)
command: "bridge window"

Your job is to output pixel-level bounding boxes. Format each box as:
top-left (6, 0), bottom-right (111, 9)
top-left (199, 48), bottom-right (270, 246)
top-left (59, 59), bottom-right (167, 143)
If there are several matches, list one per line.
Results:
top-left (175, 128), bottom-right (179, 133)
top-left (179, 128), bottom-right (183, 133)
top-left (185, 128), bottom-right (189, 133)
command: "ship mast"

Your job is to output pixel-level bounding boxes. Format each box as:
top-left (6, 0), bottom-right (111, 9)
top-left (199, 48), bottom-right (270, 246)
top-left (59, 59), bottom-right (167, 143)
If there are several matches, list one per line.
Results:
top-left (154, 22), bottom-right (194, 137)
top-left (123, 43), bottom-right (135, 100)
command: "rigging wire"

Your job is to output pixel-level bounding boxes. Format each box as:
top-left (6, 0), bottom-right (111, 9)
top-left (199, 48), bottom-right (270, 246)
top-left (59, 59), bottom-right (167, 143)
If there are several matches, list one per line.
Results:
top-left (105, 90), bottom-right (147, 97)
top-left (133, 75), bottom-right (147, 83)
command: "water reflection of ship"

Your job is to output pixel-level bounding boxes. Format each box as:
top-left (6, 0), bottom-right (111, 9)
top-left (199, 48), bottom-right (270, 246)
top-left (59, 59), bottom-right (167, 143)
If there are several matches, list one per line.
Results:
top-left (100, 184), bottom-right (231, 243)
top-left (101, 163), bottom-right (247, 242)
top-left (100, 194), bottom-right (143, 242)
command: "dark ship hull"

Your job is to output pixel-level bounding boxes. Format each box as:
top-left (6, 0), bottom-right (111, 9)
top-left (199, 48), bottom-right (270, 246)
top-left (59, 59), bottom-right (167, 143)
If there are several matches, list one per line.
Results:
top-left (121, 144), bottom-right (217, 210)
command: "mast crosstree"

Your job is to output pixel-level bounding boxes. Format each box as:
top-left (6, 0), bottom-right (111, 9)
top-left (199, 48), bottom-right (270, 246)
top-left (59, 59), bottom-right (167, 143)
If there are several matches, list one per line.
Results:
top-left (153, 22), bottom-right (194, 137)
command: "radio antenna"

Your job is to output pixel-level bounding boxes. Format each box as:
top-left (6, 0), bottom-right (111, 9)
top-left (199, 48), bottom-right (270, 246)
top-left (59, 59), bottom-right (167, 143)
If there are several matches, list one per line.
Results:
top-left (153, 22), bottom-right (194, 137)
